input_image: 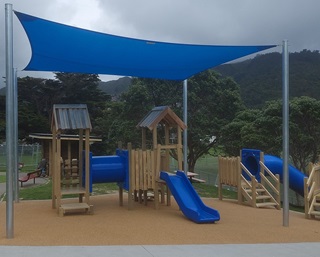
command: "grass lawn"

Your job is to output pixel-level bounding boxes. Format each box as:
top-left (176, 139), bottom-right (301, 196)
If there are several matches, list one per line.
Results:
top-left (7, 177), bottom-right (304, 213)
top-left (17, 178), bottom-right (234, 201)
top-left (0, 154), bottom-right (305, 213)
top-left (0, 174), bottom-right (5, 183)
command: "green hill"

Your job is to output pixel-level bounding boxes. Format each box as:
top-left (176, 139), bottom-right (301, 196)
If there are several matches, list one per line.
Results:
top-left (214, 50), bottom-right (320, 108)
top-left (98, 76), bottom-right (131, 100)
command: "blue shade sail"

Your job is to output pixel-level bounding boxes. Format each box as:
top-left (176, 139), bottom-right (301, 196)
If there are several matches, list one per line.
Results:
top-left (15, 11), bottom-right (276, 80)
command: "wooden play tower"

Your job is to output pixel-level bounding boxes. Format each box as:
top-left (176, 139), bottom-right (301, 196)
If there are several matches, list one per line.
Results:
top-left (51, 104), bottom-right (92, 216)
top-left (137, 106), bottom-right (186, 171)
top-left (129, 106), bottom-right (186, 208)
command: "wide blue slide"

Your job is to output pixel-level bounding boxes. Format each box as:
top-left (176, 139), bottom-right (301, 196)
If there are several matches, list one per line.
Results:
top-left (242, 149), bottom-right (307, 196)
top-left (160, 171), bottom-right (220, 223)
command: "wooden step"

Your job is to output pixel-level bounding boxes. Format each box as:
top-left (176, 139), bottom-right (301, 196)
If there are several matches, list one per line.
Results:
top-left (256, 202), bottom-right (278, 208)
top-left (310, 210), bottom-right (320, 216)
top-left (256, 195), bottom-right (272, 200)
top-left (244, 188), bottom-right (265, 193)
top-left (59, 203), bottom-right (93, 217)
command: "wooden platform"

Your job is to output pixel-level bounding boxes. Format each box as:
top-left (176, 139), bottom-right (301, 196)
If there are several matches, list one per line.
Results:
top-left (59, 203), bottom-right (93, 217)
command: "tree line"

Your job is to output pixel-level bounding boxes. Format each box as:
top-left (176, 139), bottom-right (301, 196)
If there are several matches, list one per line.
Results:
top-left (1, 67), bottom-right (320, 174)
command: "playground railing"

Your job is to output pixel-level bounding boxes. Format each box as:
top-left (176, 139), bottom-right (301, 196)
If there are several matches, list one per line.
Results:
top-left (304, 164), bottom-right (320, 218)
top-left (130, 149), bottom-right (158, 191)
top-left (240, 162), bottom-right (257, 207)
top-left (129, 147), bottom-right (161, 209)
top-left (218, 156), bottom-right (241, 203)
top-left (259, 161), bottom-right (281, 209)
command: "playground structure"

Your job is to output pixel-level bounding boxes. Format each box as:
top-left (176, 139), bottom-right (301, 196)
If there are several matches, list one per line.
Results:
top-left (218, 150), bottom-right (281, 209)
top-left (304, 164), bottom-right (320, 219)
top-left (85, 106), bottom-right (186, 210)
top-left (49, 105), bottom-right (220, 222)
top-left (51, 104), bottom-right (93, 216)
top-left (218, 148), bottom-right (320, 219)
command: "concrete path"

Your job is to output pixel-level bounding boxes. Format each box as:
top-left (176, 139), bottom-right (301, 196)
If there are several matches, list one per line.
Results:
top-left (0, 243), bottom-right (319, 257)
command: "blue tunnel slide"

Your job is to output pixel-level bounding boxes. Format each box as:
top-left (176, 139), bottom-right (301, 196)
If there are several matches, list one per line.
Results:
top-left (241, 149), bottom-right (307, 196)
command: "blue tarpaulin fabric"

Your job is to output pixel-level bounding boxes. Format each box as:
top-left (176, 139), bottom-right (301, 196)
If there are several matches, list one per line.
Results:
top-left (15, 11), bottom-right (276, 80)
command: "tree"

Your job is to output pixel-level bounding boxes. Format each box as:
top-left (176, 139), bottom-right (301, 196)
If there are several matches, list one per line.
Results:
top-left (17, 74), bottom-right (111, 142)
top-left (99, 70), bottom-right (244, 171)
top-left (186, 70), bottom-right (245, 171)
top-left (54, 73), bottom-right (111, 127)
top-left (288, 96), bottom-right (320, 171)
top-left (222, 96), bottom-right (320, 173)
top-left (220, 109), bottom-right (261, 156)
top-left (18, 77), bottom-right (62, 139)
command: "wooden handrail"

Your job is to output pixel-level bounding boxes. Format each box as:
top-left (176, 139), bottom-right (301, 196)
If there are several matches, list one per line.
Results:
top-left (306, 164), bottom-right (320, 186)
top-left (307, 182), bottom-right (316, 201)
top-left (259, 161), bottom-right (278, 182)
top-left (240, 174), bottom-right (252, 188)
top-left (158, 144), bottom-right (183, 150)
top-left (260, 173), bottom-right (279, 196)
top-left (240, 162), bottom-right (255, 181)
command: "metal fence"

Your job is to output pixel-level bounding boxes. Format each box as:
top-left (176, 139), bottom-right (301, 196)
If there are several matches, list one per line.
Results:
top-left (0, 144), bottom-right (42, 172)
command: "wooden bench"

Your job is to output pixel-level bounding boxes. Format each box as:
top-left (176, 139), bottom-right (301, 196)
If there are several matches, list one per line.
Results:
top-left (18, 169), bottom-right (41, 187)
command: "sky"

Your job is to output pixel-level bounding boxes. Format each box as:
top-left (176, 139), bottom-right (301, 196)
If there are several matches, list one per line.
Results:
top-left (1, 0), bottom-right (319, 87)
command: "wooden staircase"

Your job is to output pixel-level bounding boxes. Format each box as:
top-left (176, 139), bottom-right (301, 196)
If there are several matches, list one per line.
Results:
top-left (241, 179), bottom-right (279, 208)
top-left (304, 164), bottom-right (320, 219)
top-left (240, 162), bottom-right (280, 209)
top-left (307, 192), bottom-right (320, 218)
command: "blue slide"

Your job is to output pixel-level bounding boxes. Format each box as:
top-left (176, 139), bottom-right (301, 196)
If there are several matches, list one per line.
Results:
top-left (160, 171), bottom-right (220, 223)
top-left (241, 149), bottom-right (307, 196)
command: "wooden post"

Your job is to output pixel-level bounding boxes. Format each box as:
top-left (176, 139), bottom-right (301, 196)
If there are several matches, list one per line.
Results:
top-left (218, 157), bottom-right (222, 201)
top-left (154, 146), bottom-right (162, 208)
top-left (142, 128), bottom-right (146, 151)
top-left (260, 151), bottom-right (264, 186)
top-left (56, 131), bottom-right (62, 213)
top-left (237, 157), bottom-right (242, 204)
top-left (127, 142), bottom-right (133, 210)
top-left (51, 125), bottom-right (57, 209)
top-left (252, 177), bottom-right (257, 208)
top-left (85, 128), bottom-right (90, 205)
top-left (153, 128), bottom-right (157, 150)
top-left (304, 177), bottom-right (310, 218)
top-left (276, 174), bottom-right (281, 210)
top-left (78, 129), bottom-right (83, 189)
top-left (164, 125), bottom-right (170, 171)
top-left (177, 126), bottom-right (182, 170)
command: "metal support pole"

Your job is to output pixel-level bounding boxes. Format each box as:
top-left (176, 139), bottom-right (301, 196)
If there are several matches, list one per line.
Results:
top-left (282, 40), bottom-right (289, 227)
top-left (183, 79), bottom-right (188, 174)
top-left (5, 3), bottom-right (14, 238)
top-left (14, 68), bottom-right (19, 203)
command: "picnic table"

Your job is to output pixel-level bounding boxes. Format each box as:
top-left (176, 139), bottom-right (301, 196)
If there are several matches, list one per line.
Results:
top-left (175, 171), bottom-right (206, 183)
top-left (18, 169), bottom-right (41, 187)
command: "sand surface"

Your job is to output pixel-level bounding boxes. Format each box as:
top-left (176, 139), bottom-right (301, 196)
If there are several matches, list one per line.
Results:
top-left (0, 193), bottom-right (319, 246)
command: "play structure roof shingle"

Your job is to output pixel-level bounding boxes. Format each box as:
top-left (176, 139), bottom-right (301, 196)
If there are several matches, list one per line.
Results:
top-left (51, 104), bottom-right (92, 131)
top-left (137, 106), bottom-right (186, 130)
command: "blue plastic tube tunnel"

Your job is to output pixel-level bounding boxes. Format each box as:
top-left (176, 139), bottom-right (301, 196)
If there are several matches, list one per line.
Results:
top-left (85, 149), bottom-right (129, 192)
